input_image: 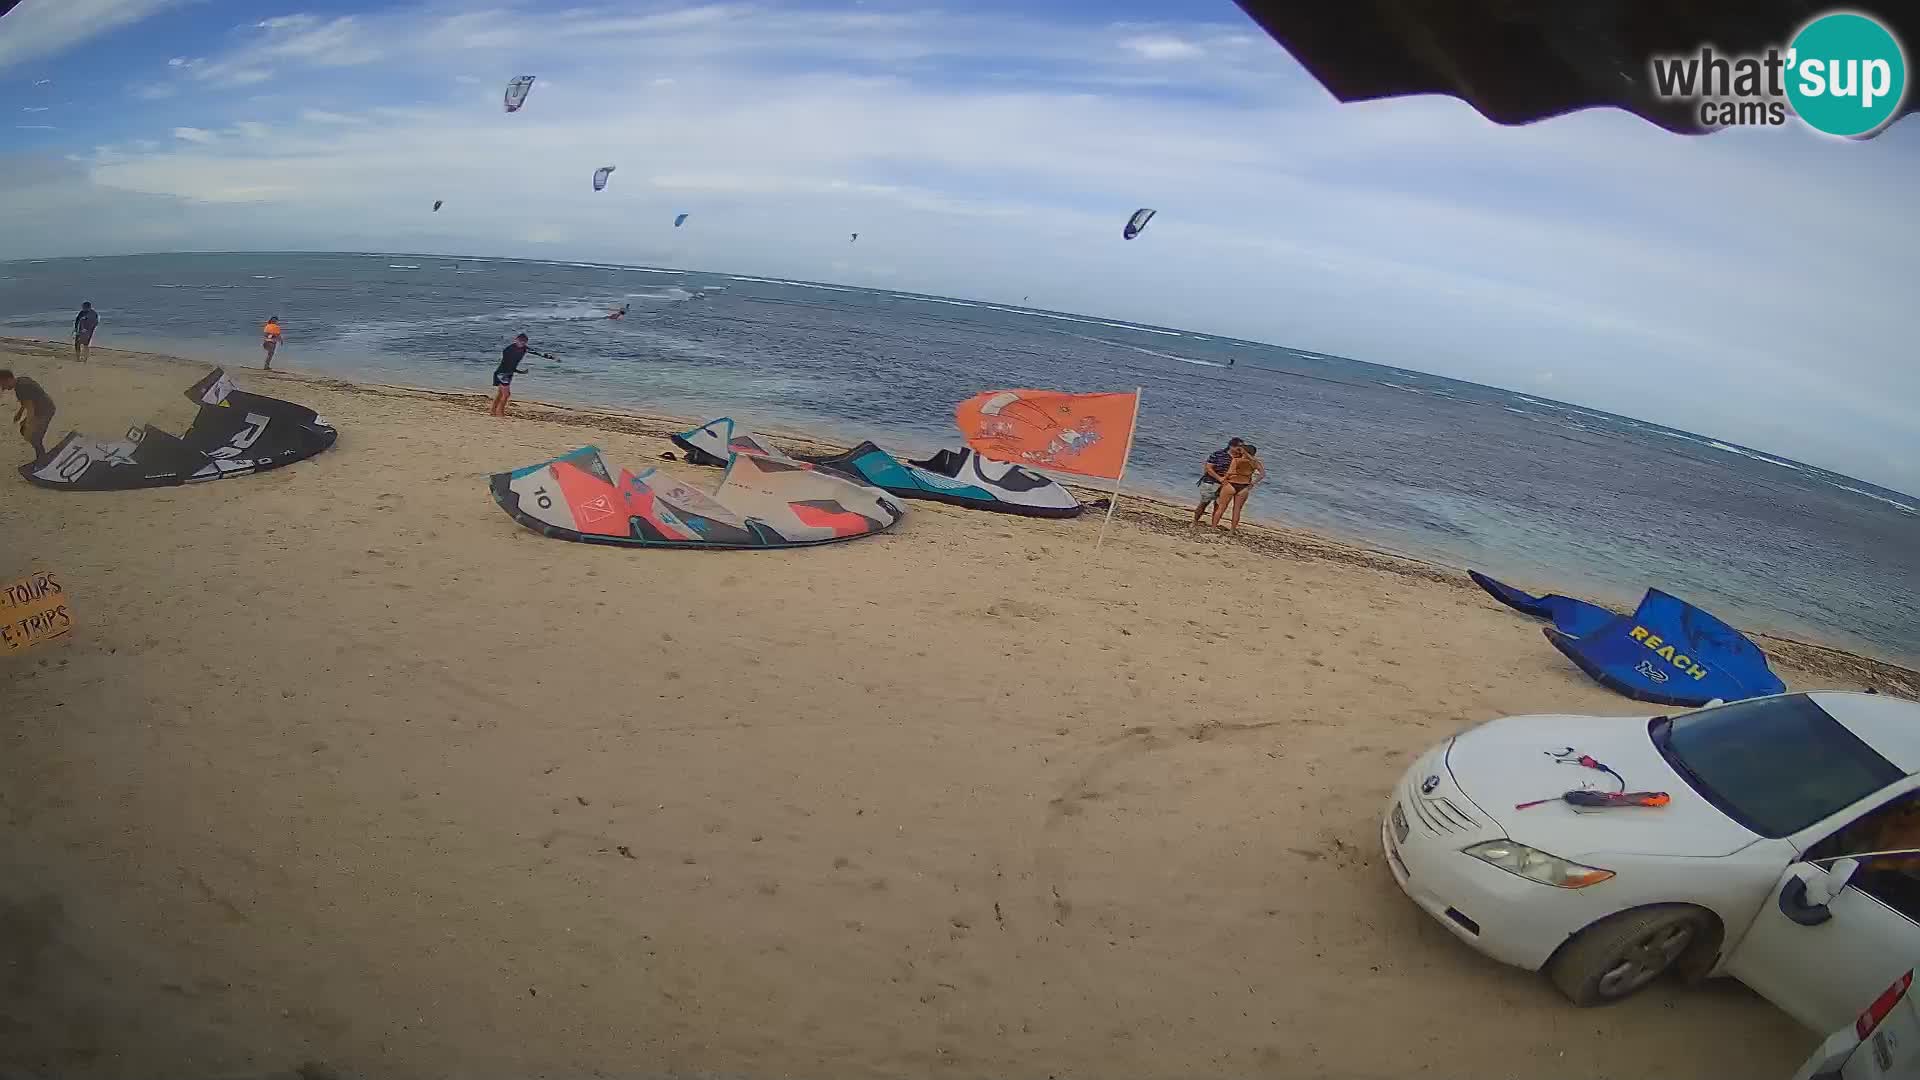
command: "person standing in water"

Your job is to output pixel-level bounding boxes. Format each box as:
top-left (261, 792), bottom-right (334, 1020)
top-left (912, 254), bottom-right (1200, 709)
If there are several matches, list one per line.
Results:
top-left (72, 302), bottom-right (98, 363)
top-left (1, 369), bottom-right (55, 464)
top-left (489, 333), bottom-right (556, 418)
top-left (261, 316), bottom-right (283, 369)
top-left (1209, 442), bottom-right (1265, 531)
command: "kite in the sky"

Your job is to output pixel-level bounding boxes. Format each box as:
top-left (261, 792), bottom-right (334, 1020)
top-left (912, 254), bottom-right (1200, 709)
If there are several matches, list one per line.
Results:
top-left (504, 75), bottom-right (535, 113)
top-left (592, 165), bottom-right (615, 191)
top-left (850, 233), bottom-right (859, 243)
top-left (1123, 208), bottom-right (1156, 240)
top-left (673, 213), bottom-right (689, 227)
top-left (432, 199), bottom-right (443, 212)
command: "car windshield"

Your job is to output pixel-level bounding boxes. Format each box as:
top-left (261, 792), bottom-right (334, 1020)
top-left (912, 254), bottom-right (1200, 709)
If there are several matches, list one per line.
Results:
top-left (1652, 695), bottom-right (1903, 839)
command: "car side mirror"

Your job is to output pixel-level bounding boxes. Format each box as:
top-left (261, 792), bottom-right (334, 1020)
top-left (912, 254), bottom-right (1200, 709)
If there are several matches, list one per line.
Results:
top-left (1780, 858), bottom-right (1860, 926)
top-left (1806, 858), bottom-right (1861, 906)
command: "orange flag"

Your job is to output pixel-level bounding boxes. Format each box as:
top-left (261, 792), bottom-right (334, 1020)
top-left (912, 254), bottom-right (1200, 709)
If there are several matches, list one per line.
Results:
top-left (955, 389), bottom-right (1140, 481)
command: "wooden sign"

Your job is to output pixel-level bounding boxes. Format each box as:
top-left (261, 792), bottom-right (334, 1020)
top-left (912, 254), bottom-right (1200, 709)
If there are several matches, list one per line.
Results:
top-left (1, 569), bottom-right (72, 653)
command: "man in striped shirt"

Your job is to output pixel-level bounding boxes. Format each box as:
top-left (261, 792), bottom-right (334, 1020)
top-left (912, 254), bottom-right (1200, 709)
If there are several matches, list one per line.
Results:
top-left (1192, 437), bottom-right (1243, 524)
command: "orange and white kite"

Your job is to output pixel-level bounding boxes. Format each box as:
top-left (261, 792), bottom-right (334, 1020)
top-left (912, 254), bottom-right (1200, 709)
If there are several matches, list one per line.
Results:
top-left (954, 389), bottom-right (1140, 481)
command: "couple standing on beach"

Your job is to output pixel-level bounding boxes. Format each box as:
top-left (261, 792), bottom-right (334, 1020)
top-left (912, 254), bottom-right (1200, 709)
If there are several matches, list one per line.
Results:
top-left (1193, 437), bottom-right (1265, 530)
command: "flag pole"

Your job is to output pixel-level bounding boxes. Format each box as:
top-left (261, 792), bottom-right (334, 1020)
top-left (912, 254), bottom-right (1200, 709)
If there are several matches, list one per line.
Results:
top-left (1093, 387), bottom-right (1142, 552)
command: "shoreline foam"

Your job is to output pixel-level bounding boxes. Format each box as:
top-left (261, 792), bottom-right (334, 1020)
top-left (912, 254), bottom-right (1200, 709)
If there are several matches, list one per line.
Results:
top-left (5, 335), bottom-right (1914, 691)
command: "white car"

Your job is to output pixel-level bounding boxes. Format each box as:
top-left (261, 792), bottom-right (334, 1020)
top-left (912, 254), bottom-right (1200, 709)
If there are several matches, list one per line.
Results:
top-left (1793, 968), bottom-right (1920, 1079)
top-left (1383, 690), bottom-right (1920, 1036)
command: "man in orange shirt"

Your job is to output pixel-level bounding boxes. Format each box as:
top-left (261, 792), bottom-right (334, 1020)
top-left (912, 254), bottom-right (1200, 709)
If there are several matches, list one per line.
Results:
top-left (261, 316), bottom-right (283, 370)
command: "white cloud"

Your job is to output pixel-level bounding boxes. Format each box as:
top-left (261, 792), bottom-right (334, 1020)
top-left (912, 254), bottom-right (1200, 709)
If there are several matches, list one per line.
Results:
top-left (1120, 35), bottom-right (1203, 61)
top-left (33, 78), bottom-right (53, 86)
top-left (519, 224), bottom-right (572, 245)
top-left (192, 62), bottom-right (274, 87)
top-left (231, 121), bottom-right (272, 139)
top-left (22, 106), bottom-right (50, 113)
top-left (16, 0), bottom-right (1918, 491)
top-left (171, 126), bottom-right (217, 144)
top-left (0, 0), bottom-right (184, 73)
top-left (248, 13), bottom-right (385, 66)
top-left (131, 83), bottom-right (176, 100)
top-left (15, 124), bottom-right (57, 130)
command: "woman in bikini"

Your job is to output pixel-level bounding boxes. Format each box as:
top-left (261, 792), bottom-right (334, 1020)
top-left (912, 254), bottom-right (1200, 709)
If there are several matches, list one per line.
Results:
top-left (1209, 442), bottom-right (1265, 531)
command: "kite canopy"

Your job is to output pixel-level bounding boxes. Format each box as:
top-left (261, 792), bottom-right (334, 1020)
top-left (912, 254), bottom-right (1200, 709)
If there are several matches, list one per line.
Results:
top-left (1468, 570), bottom-right (1615, 638)
top-left (670, 417), bottom-right (782, 468)
top-left (432, 199), bottom-right (443, 212)
top-left (504, 75), bottom-right (535, 113)
top-left (1231, 0), bottom-right (1919, 137)
top-left (674, 213), bottom-right (689, 227)
top-left (804, 442), bottom-right (1083, 518)
top-left (491, 445), bottom-right (902, 549)
top-left (1123, 208), bottom-right (1156, 240)
top-left (1543, 589), bottom-right (1786, 708)
top-left (21, 368), bottom-right (336, 490)
top-left (592, 165), bottom-right (615, 191)
top-left (673, 419), bottom-right (1079, 518)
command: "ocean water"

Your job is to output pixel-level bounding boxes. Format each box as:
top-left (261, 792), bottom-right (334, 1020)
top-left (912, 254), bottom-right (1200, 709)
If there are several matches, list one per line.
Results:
top-left (4, 251), bottom-right (1917, 665)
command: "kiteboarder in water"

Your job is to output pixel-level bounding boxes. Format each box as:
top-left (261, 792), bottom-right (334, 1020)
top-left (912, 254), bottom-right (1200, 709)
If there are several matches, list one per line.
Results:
top-left (1, 369), bottom-right (54, 464)
top-left (489, 333), bottom-right (556, 418)
top-left (261, 316), bottom-right (283, 370)
top-left (607, 304), bottom-right (629, 320)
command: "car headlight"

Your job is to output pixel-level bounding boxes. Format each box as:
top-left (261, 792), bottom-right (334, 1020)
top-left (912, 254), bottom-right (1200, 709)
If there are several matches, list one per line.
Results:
top-left (1463, 840), bottom-right (1615, 889)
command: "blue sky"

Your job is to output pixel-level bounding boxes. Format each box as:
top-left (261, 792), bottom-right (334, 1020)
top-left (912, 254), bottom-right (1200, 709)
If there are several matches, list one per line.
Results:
top-left (2, 0), bottom-right (1917, 494)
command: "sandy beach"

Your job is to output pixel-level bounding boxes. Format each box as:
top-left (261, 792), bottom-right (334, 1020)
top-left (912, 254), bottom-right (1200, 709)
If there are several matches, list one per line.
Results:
top-left (5, 340), bottom-right (1915, 1080)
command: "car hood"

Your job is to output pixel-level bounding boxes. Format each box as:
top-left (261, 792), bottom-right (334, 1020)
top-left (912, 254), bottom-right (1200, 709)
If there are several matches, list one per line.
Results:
top-left (1446, 713), bottom-right (1760, 859)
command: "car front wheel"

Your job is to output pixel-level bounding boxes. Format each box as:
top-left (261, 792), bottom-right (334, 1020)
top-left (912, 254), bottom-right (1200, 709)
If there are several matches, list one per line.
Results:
top-left (1546, 905), bottom-right (1713, 1006)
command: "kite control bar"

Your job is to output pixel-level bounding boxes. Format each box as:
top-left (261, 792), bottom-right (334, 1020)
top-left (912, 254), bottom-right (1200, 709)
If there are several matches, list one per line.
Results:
top-left (1513, 746), bottom-right (1668, 809)
top-left (1516, 789), bottom-right (1671, 811)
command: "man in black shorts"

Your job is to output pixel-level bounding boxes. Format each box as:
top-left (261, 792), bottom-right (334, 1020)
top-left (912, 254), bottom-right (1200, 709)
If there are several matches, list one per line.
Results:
top-left (489, 333), bottom-right (555, 418)
top-left (1, 369), bottom-right (55, 463)
top-left (1192, 437), bottom-right (1243, 523)
top-left (73, 302), bottom-right (98, 362)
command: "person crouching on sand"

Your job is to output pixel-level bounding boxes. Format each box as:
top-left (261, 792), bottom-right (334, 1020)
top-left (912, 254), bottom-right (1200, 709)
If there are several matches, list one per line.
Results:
top-left (1210, 442), bottom-right (1265, 531)
top-left (261, 316), bottom-right (283, 369)
top-left (1192, 436), bottom-right (1243, 524)
top-left (1, 369), bottom-right (55, 465)
top-left (489, 333), bottom-right (556, 418)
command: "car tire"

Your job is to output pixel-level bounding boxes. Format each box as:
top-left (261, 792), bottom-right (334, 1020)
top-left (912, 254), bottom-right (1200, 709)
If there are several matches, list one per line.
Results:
top-left (1546, 905), bottom-right (1712, 1006)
